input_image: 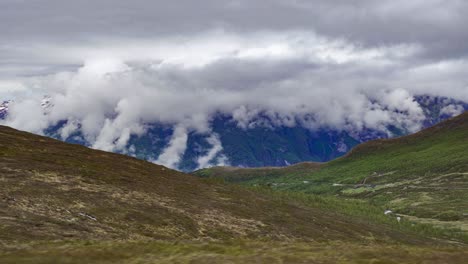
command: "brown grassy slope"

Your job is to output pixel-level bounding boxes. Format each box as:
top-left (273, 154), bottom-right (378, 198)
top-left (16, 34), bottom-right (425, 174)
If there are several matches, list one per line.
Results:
top-left (0, 125), bottom-right (431, 244)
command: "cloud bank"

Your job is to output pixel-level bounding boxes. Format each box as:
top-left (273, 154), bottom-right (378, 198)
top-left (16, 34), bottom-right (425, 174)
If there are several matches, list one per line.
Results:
top-left (1, 1), bottom-right (468, 168)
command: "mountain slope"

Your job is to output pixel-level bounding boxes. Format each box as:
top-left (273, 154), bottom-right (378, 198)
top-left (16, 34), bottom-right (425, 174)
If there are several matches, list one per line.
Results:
top-left (195, 111), bottom-right (468, 230)
top-left (0, 124), bottom-right (439, 244)
top-left (0, 125), bottom-right (468, 262)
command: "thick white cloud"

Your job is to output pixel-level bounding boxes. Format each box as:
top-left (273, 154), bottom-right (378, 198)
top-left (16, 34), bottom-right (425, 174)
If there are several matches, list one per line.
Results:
top-left (196, 134), bottom-right (227, 170)
top-left (154, 125), bottom-right (188, 169)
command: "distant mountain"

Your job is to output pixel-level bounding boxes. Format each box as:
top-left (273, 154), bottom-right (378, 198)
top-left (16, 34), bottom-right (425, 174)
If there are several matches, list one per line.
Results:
top-left (1, 95), bottom-right (467, 171)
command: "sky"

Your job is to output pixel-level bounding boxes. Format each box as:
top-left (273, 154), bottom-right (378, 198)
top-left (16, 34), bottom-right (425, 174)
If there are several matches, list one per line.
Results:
top-left (1, 0), bottom-right (468, 168)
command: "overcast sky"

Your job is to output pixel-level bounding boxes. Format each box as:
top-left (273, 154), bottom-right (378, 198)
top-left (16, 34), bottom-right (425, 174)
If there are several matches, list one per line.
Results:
top-left (1, 0), bottom-right (467, 168)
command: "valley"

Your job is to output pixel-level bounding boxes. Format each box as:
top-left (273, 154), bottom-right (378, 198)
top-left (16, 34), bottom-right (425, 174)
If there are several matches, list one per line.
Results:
top-left (195, 112), bottom-right (468, 239)
top-left (3, 1), bottom-right (468, 263)
top-left (1, 113), bottom-right (468, 262)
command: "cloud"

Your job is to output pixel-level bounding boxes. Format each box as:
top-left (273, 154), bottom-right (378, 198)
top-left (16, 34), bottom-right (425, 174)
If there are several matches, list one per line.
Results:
top-left (440, 104), bottom-right (465, 117)
top-left (1, 1), bottom-right (468, 169)
top-left (2, 30), bottom-right (468, 169)
top-left (196, 134), bottom-right (226, 169)
top-left (5, 99), bottom-right (49, 133)
top-left (154, 125), bottom-right (188, 169)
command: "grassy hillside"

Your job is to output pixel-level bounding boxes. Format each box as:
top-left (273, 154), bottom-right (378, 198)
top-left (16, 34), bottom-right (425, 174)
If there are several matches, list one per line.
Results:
top-left (1, 124), bottom-right (467, 262)
top-left (1, 125), bottom-right (426, 243)
top-left (195, 112), bottom-right (468, 232)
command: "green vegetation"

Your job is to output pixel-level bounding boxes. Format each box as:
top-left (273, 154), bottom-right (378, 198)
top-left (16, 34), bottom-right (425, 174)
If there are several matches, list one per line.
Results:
top-left (195, 112), bottom-right (468, 237)
top-left (249, 188), bottom-right (468, 243)
top-left (1, 112), bottom-right (468, 263)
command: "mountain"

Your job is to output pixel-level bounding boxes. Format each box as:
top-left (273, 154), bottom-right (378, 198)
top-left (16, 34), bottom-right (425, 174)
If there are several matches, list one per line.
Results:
top-left (195, 111), bottom-right (468, 234)
top-left (1, 124), bottom-right (468, 263)
top-left (2, 96), bottom-right (467, 171)
top-left (0, 125), bottom-right (394, 243)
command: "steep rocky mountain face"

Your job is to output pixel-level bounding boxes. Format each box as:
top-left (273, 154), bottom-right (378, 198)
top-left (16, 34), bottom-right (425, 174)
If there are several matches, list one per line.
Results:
top-left (1, 96), bottom-right (467, 171)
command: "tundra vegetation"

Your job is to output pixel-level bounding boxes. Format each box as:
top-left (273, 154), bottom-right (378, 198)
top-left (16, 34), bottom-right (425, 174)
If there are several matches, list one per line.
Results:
top-left (1, 113), bottom-right (468, 263)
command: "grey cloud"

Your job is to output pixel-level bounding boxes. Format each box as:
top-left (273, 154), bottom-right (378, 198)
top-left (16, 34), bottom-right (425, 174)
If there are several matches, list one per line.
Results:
top-left (2, 1), bottom-right (468, 69)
